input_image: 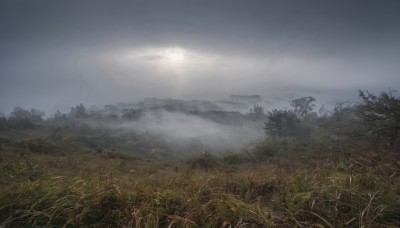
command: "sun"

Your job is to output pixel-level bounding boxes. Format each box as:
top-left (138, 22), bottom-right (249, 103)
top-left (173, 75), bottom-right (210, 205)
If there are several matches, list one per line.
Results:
top-left (164, 48), bottom-right (186, 63)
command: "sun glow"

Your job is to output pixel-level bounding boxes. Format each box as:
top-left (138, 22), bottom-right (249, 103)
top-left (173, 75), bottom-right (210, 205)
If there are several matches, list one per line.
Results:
top-left (117, 47), bottom-right (198, 68)
top-left (163, 48), bottom-right (186, 63)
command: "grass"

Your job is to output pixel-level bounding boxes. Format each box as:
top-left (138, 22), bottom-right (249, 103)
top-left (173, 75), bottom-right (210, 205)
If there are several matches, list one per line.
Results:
top-left (1, 147), bottom-right (400, 227)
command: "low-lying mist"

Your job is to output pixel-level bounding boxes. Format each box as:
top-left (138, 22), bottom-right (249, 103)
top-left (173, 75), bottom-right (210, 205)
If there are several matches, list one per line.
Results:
top-left (2, 94), bottom-right (348, 157)
top-left (116, 110), bottom-right (265, 151)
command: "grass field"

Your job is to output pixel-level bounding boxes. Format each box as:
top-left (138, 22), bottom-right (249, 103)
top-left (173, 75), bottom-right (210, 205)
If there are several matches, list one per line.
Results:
top-left (1, 141), bottom-right (399, 227)
top-left (1, 90), bottom-right (400, 227)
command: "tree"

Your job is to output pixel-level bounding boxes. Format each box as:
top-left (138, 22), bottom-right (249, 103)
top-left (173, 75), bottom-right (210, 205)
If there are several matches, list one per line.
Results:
top-left (356, 89), bottom-right (400, 148)
top-left (318, 104), bottom-right (330, 117)
top-left (122, 108), bottom-right (142, 120)
top-left (332, 102), bottom-right (354, 121)
top-left (9, 107), bottom-right (44, 122)
top-left (3, 107), bottom-right (41, 129)
top-left (264, 109), bottom-right (302, 137)
top-left (291, 96), bottom-right (316, 119)
top-left (10, 107), bottom-right (44, 121)
top-left (249, 104), bottom-right (265, 120)
top-left (54, 110), bottom-right (67, 120)
top-left (0, 113), bottom-right (7, 130)
top-left (70, 103), bottom-right (87, 118)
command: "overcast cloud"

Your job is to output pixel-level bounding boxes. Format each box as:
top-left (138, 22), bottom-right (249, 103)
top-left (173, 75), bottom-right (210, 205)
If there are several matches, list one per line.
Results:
top-left (1, 0), bottom-right (400, 114)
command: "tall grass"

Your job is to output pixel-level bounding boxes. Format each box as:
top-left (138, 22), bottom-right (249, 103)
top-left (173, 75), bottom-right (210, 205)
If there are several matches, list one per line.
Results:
top-left (1, 148), bottom-right (399, 227)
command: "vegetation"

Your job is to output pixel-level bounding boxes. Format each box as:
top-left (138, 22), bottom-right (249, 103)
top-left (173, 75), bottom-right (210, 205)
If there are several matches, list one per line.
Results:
top-left (249, 104), bottom-right (266, 120)
top-left (356, 89), bottom-right (400, 149)
top-left (291, 96), bottom-right (316, 120)
top-left (0, 107), bottom-right (44, 130)
top-left (264, 109), bottom-right (303, 137)
top-left (0, 89), bottom-right (400, 227)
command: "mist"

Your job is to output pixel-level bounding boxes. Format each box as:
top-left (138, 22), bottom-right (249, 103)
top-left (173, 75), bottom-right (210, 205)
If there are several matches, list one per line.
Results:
top-left (112, 110), bottom-right (264, 152)
top-left (1, 0), bottom-right (400, 114)
top-left (2, 2), bottom-right (400, 226)
top-left (2, 0), bottom-right (399, 155)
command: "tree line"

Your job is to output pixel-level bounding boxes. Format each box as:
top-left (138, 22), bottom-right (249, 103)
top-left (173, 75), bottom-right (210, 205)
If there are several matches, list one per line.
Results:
top-left (264, 90), bottom-right (400, 150)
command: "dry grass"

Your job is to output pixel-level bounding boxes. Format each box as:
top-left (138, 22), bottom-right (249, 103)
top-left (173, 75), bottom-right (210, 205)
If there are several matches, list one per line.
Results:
top-left (1, 148), bottom-right (400, 227)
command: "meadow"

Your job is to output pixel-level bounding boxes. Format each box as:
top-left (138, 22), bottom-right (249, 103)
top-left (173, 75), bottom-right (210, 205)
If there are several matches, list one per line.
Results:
top-left (1, 91), bottom-right (399, 227)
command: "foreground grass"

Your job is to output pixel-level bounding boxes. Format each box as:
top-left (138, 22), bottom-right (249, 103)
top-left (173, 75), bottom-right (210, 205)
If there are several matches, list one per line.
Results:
top-left (0, 150), bottom-right (400, 227)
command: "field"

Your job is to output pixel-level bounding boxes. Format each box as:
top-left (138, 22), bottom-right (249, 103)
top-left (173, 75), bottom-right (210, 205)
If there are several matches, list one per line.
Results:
top-left (2, 0), bottom-right (400, 227)
top-left (1, 92), bottom-right (400, 227)
top-left (1, 130), bottom-right (399, 227)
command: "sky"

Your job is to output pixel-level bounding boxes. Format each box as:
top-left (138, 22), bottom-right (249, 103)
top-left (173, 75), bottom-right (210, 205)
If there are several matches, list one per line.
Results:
top-left (1, 0), bottom-right (400, 114)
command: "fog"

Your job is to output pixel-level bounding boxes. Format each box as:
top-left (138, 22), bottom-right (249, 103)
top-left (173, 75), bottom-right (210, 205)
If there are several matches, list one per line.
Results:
top-left (1, 0), bottom-right (400, 115)
top-left (67, 97), bottom-right (268, 154)
top-left (2, 2), bottom-right (400, 226)
top-left (115, 110), bottom-right (264, 151)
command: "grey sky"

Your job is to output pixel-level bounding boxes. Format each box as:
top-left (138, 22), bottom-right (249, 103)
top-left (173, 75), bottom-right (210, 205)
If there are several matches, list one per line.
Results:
top-left (1, 0), bottom-right (400, 114)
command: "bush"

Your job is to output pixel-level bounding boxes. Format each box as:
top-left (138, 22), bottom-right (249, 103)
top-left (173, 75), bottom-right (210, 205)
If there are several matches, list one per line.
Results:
top-left (27, 139), bottom-right (59, 154)
top-left (187, 152), bottom-right (220, 170)
top-left (250, 140), bottom-right (279, 161)
top-left (356, 89), bottom-right (400, 149)
top-left (2, 117), bottom-right (36, 130)
top-left (222, 152), bottom-right (250, 164)
top-left (264, 109), bottom-right (304, 137)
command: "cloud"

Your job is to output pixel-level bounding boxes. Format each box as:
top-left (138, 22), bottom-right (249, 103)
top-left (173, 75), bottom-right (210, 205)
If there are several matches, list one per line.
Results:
top-left (1, 0), bottom-right (400, 113)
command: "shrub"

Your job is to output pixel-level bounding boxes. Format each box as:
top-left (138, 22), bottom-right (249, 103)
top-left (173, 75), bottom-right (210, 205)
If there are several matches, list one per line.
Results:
top-left (356, 89), bottom-right (400, 149)
top-left (222, 152), bottom-right (250, 164)
top-left (264, 109), bottom-right (303, 137)
top-left (187, 152), bottom-right (220, 170)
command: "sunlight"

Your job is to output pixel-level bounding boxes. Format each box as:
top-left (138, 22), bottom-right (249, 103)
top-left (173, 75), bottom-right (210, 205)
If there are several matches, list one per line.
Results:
top-left (163, 48), bottom-right (186, 63)
top-left (115, 46), bottom-right (221, 73)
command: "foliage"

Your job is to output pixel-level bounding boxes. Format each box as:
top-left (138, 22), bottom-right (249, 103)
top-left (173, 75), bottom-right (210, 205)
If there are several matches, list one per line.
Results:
top-left (186, 152), bottom-right (220, 170)
top-left (264, 109), bottom-right (303, 137)
top-left (248, 104), bottom-right (265, 120)
top-left (0, 107), bottom-right (43, 130)
top-left (222, 152), bottom-right (250, 164)
top-left (27, 138), bottom-right (60, 154)
top-left (0, 114), bottom-right (6, 130)
top-left (53, 110), bottom-right (67, 120)
top-left (1, 89), bottom-right (400, 226)
top-left (122, 108), bottom-right (142, 120)
top-left (10, 107), bottom-right (45, 122)
top-left (291, 96), bottom-right (316, 119)
top-left (356, 89), bottom-right (400, 148)
top-left (250, 139), bottom-right (279, 159)
top-left (70, 103), bottom-right (87, 118)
